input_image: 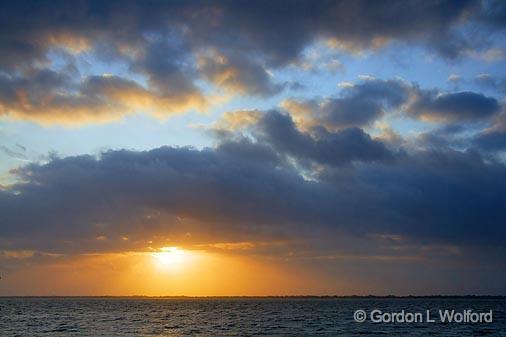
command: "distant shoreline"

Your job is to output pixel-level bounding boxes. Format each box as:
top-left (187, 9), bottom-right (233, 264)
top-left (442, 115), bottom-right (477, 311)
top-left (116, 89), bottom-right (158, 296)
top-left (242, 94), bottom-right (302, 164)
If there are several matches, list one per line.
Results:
top-left (1, 295), bottom-right (505, 299)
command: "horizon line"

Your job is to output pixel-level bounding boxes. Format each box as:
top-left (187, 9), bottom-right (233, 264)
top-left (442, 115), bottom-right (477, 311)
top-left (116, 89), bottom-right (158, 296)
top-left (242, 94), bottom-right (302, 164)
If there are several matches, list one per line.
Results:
top-left (1, 295), bottom-right (505, 299)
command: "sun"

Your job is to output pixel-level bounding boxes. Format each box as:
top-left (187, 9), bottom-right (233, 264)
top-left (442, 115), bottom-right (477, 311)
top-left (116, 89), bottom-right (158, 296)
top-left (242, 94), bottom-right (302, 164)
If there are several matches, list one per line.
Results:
top-left (152, 247), bottom-right (188, 270)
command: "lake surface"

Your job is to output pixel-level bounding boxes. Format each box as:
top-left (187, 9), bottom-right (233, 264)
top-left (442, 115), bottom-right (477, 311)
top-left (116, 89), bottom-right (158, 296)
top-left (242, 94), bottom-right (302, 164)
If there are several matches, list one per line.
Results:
top-left (1, 297), bottom-right (505, 336)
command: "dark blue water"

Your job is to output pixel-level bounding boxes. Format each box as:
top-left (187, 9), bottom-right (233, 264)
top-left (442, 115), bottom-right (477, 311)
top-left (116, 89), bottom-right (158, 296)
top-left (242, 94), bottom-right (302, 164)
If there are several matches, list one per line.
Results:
top-left (1, 297), bottom-right (505, 336)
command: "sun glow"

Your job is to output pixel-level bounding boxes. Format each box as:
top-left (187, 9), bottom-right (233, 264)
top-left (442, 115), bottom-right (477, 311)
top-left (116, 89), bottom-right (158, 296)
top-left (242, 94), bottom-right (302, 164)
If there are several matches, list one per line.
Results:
top-left (152, 247), bottom-right (188, 270)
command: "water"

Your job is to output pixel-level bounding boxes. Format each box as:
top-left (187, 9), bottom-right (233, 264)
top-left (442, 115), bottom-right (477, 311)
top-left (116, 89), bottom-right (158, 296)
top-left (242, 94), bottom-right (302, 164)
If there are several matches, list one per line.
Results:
top-left (1, 297), bottom-right (505, 336)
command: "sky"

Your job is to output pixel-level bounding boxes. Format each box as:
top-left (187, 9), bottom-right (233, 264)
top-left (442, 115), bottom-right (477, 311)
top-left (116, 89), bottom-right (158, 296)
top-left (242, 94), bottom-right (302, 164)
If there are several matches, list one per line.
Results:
top-left (0, 0), bottom-right (506, 296)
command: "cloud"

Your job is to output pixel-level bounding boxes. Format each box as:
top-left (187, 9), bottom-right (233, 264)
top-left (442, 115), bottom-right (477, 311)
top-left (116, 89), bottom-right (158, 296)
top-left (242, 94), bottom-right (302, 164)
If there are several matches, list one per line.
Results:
top-left (0, 145), bottom-right (318, 253)
top-left (282, 78), bottom-right (411, 130)
top-left (447, 73), bottom-right (461, 83)
top-left (478, 0), bottom-right (506, 28)
top-left (255, 110), bottom-right (395, 166)
top-left (474, 73), bottom-right (506, 93)
top-left (1, 133), bottom-right (505, 259)
top-left (198, 0), bottom-right (479, 62)
top-left (1, 0), bottom-right (503, 124)
top-left (473, 113), bottom-right (506, 151)
top-left (0, 0), bottom-right (480, 71)
top-left (0, 1), bottom-right (506, 272)
top-left (0, 145), bottom-right (27, 161)
top-left (197, 50), bottom-right (284, 96)
top-left (281, 78), bottom-right (502, 129)
top-left (469, 48), bottom-right (506, 62)
top-left (213, 110), bottom-right (262, 131)
top-left (416, 124), bottom-right (469, 150)
top-left (474, 130), bottom-right (506, 151)
top-left (407, 90), bottom-right (501, 123)
top-left (1, 96), bottom-right (506, 268)
top-left (0, 71), bottom-right (206, 124)
top-left (130, 40), bottom-right (206, 105)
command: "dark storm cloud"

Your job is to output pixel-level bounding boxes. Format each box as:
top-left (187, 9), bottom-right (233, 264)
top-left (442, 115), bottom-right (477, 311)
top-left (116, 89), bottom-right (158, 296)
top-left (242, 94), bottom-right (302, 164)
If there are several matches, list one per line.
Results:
top-left (2, 110), bottom-right (506, 254)
top-left (0, 145), bottom-right (332, 252)
top-left (256, 110), bottom-right (395, 166)
top-left (478, 0), bottom-right (506, 27)
top-left (416, 124), bottom-right (469, 150)
top-left (407, 90), bottom-right (501, 122)
top-left (357, 149), bottom-right (506, 245)
top-left (474, 130), bottom-right (506, 151)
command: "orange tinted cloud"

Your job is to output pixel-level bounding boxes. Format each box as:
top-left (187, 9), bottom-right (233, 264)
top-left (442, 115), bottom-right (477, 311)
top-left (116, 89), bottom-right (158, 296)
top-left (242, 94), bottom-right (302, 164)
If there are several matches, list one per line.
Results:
top-left (213, 110), bottom-right (262, 131)
top-left (0, 73), bottom-right (207, 125)
top-left (197, 50), bottom-right (283, 97)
